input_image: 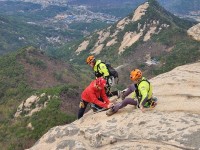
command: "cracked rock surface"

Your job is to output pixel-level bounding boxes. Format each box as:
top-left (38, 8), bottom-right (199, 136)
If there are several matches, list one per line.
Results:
top-left (28, 62), bottom-right (200, 150)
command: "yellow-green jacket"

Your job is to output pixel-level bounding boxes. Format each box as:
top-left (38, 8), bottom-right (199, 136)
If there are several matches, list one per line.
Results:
top-left (132, 77), bottom-right (153, 106)
top-left (93, 60), bottom-right (109, 78)
top-left (123, 77), bottom-right (153, 106)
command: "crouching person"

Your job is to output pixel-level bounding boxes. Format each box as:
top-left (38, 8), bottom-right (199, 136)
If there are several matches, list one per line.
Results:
top-left (106, 69), bottom-right (157, 116)
top-left (78, 77), bottom-right (113, 119)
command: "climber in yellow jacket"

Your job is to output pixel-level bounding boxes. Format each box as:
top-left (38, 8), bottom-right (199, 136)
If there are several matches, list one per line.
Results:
top-left (86, 55), bottom-right (120, 97)
top-left (106, 69), bottom-right (157, 116)
top-left (86, 55), bottom-right (109, 77)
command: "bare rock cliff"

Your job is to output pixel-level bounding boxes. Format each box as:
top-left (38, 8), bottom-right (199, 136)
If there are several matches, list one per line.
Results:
top-left (187, 23), bottom-right (200, 41)
top-left (27, 62), bottom-right (200, 150)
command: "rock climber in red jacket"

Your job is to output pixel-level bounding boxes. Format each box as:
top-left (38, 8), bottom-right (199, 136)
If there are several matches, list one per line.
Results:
top-left (78, 77), bottom-right (113, 119)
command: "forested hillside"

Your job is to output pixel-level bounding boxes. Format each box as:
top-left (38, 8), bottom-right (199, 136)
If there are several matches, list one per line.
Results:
top-left (0, 46), bottom-right (91, 149)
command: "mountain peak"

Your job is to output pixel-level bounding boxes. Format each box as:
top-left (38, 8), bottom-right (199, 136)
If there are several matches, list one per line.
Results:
top-left (132, 1), bottom-right (149, 22)
top-left (74, 0), bottom-right (183, 56)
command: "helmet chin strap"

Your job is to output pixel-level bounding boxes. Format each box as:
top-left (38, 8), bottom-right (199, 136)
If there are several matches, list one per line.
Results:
top-left (133, 78), bottom-right (141, 84)
top-left (136, 78), bottom-right (142, 83)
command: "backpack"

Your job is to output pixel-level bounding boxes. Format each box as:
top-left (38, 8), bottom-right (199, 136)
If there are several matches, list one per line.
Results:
top-left (135, 78), bottom-right (151, 108)
top-left (135, 79), bottom-right (150, 99)
top-left (97, 62), bottom-right (119, 78)
top-left (105, 63), bottom-right (119, 78)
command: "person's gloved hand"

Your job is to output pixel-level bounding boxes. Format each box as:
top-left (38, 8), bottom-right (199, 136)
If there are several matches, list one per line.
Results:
top-left (107, 103), bottom-right (114, 108)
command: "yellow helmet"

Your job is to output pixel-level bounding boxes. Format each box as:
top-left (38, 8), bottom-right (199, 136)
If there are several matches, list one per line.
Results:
top-left (130, 69), bottom-right (142, 81)
top-left (86, 55), bottom-right (95, 64)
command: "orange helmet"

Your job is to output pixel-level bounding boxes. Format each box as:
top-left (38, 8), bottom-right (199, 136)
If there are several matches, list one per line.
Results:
top-left (96, 77), bottom-right (106, 88)
top-left (130, 69), bottom-right (142, 81)
top-left (86, 55), bottom-right (95, 64)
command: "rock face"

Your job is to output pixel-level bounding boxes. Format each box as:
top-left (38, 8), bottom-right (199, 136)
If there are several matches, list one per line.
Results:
top-left (187, 23), bottom-right (200, 41)
top-left (27, 62), bottom-right (200, 150)
top-left (14, 93), bottom-right (51, 117)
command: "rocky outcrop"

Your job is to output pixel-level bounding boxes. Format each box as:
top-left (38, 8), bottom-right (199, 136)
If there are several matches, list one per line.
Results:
top-left (132, 2), bottom-right (149, 22)
top-left (15, 93), bottom-right (52, 117)
top-left (28, 62), bottom-right (200, 150)
top-left (75, 40), bottom-right (89, 54)
top-left (187, 23), bottom-right (200, 41)
top-left (118, 31), bottom-right (143, 54)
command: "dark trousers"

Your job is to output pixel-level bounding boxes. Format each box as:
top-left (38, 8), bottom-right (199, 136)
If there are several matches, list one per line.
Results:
top-left (78, 100), bottom-right (89, 119)
top-left (77, 98), bottom-right (104, 119)
top-left (113, 98), bottom-right (137, 112)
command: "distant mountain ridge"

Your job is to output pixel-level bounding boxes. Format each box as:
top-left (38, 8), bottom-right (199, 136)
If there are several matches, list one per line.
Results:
top-left (158, 0), bottom-right (200, 15)
top-left (0, 13), bottom-right (82, 55)
top-left (0, 0), bottom-right (199, 55)
top-left (158, 0), bottom-right (200, 21)
top-left (4, 0), bottom-right (199, 21)
top-left (0, 0), bottom-right (137, 54)
top-left (72, 0), bottom-right (195, 55)
top-left (73, 1), bottom-right (194, 55)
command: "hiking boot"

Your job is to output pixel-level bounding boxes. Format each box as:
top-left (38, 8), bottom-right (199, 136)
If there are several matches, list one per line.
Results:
top-left (150, 101), bottom-right (157, 108)
top-left (152, 96), bottom-right (158, 102)
top-left (106, 107), bottom-right (116, 116)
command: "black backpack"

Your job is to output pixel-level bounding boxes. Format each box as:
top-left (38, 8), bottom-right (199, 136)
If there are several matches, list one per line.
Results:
top-left (97, 62), bottom-right (119, 78)
top-left (135, 79), bottom-right (150, 107)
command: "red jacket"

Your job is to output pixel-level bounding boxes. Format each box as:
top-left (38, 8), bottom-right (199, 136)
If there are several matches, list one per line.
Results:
top-left (81, 80), bottom-right (110, 108)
